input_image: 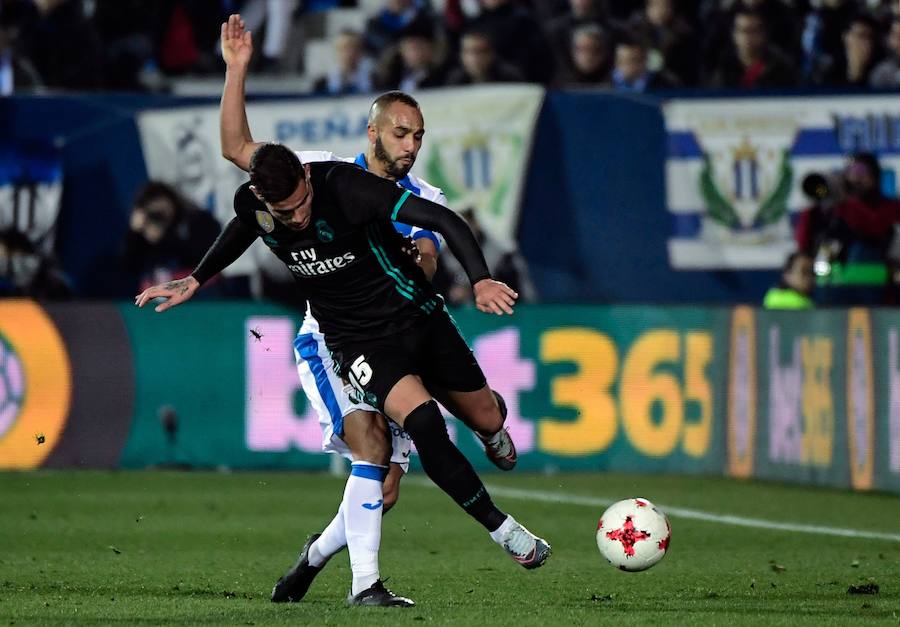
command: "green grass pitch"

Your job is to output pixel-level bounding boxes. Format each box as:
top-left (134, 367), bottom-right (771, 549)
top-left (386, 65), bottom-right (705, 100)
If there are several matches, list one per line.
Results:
top-left (1, 471), bottom-right (898, 625)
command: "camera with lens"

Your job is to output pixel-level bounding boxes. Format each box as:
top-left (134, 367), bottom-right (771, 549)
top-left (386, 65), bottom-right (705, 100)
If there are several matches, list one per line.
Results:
top-left (801, 171), bottom-right (843, 205)
top-left (800, 170), bottom-right (846, 277)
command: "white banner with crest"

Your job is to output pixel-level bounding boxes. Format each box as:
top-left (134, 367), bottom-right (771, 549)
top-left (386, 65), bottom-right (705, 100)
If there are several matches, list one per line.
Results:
top-left (664, 95), bottom-right (900, 269)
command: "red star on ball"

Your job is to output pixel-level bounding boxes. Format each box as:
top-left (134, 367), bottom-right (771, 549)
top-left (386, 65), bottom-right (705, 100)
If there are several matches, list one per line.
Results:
top-left (605, 516), bottom-right (652, 556)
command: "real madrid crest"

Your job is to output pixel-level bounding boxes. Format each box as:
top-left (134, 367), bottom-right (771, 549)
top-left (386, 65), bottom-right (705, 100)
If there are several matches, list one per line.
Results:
top-left (255, 210), bottom-right (275, 233)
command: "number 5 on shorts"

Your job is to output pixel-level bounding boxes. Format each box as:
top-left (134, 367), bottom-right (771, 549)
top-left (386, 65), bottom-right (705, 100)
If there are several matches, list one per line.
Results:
top-left (348, 355), bottom-right (373, 393)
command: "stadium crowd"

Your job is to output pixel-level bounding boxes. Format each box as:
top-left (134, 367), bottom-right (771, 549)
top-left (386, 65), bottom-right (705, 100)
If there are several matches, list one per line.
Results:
top-left (3, 0), bottom-right (900, 95)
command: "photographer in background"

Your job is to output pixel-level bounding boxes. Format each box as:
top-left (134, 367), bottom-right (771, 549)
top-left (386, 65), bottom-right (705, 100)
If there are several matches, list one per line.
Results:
top-left (120, 181), bottom-right (221, 293)
top-left (795, 152), bottom-right (900, 305)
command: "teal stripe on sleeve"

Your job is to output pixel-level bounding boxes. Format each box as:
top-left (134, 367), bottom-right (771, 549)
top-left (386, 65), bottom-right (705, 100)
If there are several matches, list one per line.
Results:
top-left (366, 225), bottom-right (437, 314)
top-left (391, 190), bottom-right (412, 221)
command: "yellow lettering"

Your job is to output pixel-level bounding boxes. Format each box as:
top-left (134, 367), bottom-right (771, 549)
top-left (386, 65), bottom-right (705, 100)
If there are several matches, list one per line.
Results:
top-left (801, 337), bottom-right (833, 466)
top-left (538, 328), bottom-right (618, 456)
top-left (682, 332), bottom-right (713, 458)
top-left (620, 330), bottom-right (682, 457)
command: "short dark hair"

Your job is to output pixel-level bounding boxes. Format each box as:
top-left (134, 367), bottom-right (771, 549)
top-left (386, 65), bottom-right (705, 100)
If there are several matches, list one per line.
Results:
top-left (733, 8), bottom-right (766, 29)
top-left (849, 151), bottom-right (881, 180)
top-left (572, 23), bottom-right (608, 47)
top-left (846, 12), bottom-right (879, 35)
top-left (133, 181), bottom-right (191, 215)
top-left (249, 143), bottom-right (303, 204)
top-left (462, 26), bottom-right (493, 44)
top-left (615, 32), bottom-right (647, 54)
top-left (782, 251), bottom-right (808, 273)
top-left (368, 91), bottom-right (421, 125)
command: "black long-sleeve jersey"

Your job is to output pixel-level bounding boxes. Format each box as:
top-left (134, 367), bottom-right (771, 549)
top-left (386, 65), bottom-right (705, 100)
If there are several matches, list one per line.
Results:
top-left (192, 161), bottom-right (491, 349)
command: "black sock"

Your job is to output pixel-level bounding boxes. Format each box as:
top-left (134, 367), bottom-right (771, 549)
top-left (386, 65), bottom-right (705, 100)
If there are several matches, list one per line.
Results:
top-left (403, 400), bottom-right (506, 531)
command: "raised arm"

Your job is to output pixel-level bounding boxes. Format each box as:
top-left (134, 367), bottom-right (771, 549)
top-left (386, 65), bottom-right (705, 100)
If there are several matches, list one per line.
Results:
top-left (220, 14), bottom-right (263, 171)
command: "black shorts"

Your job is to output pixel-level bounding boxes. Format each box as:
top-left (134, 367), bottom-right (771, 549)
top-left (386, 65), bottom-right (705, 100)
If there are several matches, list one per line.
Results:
top-left (332, 308), bottom-right (486, 412)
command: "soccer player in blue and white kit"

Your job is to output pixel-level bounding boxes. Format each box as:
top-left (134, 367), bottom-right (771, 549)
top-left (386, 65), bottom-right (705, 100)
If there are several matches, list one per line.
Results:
top-left (214, 15), bottom-right (528, 607)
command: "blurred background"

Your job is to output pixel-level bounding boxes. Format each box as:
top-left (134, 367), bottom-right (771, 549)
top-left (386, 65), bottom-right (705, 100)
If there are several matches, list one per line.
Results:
top-left (1, 0), bottom-right (899, 495)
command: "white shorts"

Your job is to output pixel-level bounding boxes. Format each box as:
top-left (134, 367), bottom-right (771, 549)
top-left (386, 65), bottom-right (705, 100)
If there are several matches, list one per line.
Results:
top-left (293, 311), bottom-right (411, 472)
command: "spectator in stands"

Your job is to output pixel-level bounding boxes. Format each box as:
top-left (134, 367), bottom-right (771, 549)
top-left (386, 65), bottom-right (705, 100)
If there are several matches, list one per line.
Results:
top-left (467, 0), bottom-right (554, 83)
top-left (145, 0), bottom-right (225, 76)
top-left (433, 208), bottom-right (536, 305)
top-left (611, 34), bottom-right (679, 92)
top-left (708, 8), bottom-right (797, 89)
top-left (313, 29), bottom-right (374, 95)
top-left (445, 27), bottom-right (523, 84)
top-left (870, 16), bottom-right (900, 86)
top-left (545, 0), bottom-right (608, 76)
top-left (763, 252), bottom-right (814, 309)
top-left (0, 229), bottom-right (71, 298)
top-left (554, 23), bottom-right (611, 86)
top-left (624, 0), bottom-right (699, 86)
top-left (239, 0), bottom-right (300, 73)
top-left (0, 0), bottom-right (42, 94)
top-left (17, 0), bottom-right (103, 90)
top-left (810, 13), bottom-right (881, 87)
top-left (364, 0), bottom-right (436, 56)
top-left (800, 0), bottom-right (861, 81)
top-left (120, 181), bottom-right (221, 293)
top-left (92, 0), bottom-right (161, 91)
top-left (702, 0), bottom-right (803, 72)
top-left (376, 16), bottom-right (447, 91)
top-left (797, 153), bottom-right (900, 305)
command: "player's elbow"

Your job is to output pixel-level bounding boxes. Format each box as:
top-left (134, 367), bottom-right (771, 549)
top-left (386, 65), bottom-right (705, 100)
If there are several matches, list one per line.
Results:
top-left (221, 143), bottom-right (252, 172)
top-left (221, 145), bottom-right (239, 164)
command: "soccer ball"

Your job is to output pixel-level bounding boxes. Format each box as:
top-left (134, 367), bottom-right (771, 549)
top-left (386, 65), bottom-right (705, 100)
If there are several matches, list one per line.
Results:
top-left (596, 498), bottom-right (670, 572)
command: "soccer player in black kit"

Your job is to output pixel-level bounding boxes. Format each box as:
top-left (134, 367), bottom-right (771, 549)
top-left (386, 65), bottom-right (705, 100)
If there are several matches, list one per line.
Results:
top-left (136, 144), bottom-right (552, 605)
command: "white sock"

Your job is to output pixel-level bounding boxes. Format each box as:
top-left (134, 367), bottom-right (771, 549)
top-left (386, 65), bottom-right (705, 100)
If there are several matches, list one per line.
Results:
top-left (308, 502), bottom-right (346, 568)
top-left (345, 462), bottom-right (388, 595)
top-left (489, 514), bottom-right (515, 544)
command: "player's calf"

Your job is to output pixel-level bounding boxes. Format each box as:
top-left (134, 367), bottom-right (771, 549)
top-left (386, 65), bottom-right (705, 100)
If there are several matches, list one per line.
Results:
top-left (477, 390), bottom-right (517, 471)
top-left (401, 399), bottom-right (506, 531)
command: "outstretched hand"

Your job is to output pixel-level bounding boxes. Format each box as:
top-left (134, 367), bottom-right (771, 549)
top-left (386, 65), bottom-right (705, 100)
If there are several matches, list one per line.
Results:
top-left (221, 13), bottom-right (253, 68)
top-left (135, 276), bottom-right (200, 313)
top-left (473, 278), bottom-right (518, 316)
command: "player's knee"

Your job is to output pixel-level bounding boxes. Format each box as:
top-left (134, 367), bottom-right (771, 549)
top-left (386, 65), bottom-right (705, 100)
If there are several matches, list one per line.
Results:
top-left (351, 417), bottom-right (391, 466)
top-left (402, 400), bottom-right (447, 445)
top-left (471, 389), bottom-right (504, 435)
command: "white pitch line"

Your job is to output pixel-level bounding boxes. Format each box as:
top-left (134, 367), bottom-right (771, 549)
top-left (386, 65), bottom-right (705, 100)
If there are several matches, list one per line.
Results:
top-left (410, 479), bottom-right (900, 544)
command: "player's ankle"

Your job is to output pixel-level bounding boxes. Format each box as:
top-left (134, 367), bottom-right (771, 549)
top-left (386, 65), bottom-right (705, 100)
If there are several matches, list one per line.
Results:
top-left (351, 572), bottom-right (380, 596)
top-left (307, 540), bottom-right (329, 568)
top-left (488, 515), bottom-right (515, 544)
